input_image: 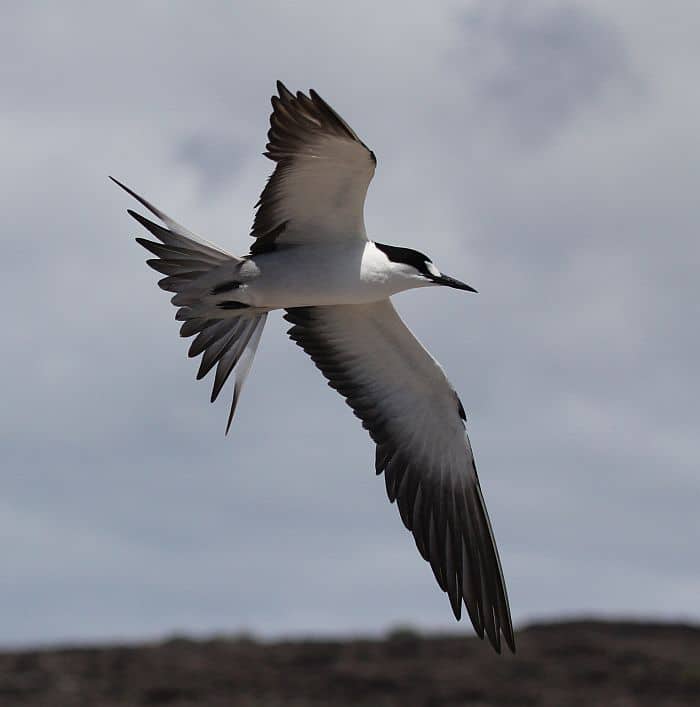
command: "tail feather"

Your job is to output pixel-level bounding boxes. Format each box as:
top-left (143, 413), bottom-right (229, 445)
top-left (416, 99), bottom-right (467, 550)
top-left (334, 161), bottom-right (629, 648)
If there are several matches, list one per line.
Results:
top-left (197, 321), bottom-right (248, 380)
top-left (211, 317), bottom-right (262, 403)
top-left (111, 176), bottom-right (222, 248)
top-left (189, 319), bottom-right (236, 359)
top-left (136, 237), bottom-right (222, 265)
top-left (128, 208), bottom-right (231, 263)
top-left (146, 257), bottom-right (216, 277)
top-left (225, 318), bottom-right (266, 434)
top-left (112, 178), bottom-right (266, 432)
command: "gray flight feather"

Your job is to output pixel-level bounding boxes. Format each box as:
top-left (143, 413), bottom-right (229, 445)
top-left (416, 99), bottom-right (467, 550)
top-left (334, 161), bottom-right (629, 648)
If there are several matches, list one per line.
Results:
top-left (284, 302), bottom-right (514, 654)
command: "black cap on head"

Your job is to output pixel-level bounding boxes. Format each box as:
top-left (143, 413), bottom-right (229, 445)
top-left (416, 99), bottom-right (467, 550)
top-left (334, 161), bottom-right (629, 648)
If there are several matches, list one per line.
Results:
top-left (374, 242), bottom-right (477, 292)
top-left (374, 242), bottom-right (433, 276)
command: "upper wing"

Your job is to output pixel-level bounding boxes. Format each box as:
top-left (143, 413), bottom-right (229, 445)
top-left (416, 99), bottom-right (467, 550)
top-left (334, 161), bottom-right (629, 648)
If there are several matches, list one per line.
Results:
top-left (250, 81), bottom-right (376, 255)
top-left (284, 301), bottom-right (514, 653)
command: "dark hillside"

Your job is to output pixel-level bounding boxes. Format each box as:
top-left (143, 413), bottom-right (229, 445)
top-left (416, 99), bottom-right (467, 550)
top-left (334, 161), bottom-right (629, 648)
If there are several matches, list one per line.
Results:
top-left (1, 620), bottom-right (698, 706)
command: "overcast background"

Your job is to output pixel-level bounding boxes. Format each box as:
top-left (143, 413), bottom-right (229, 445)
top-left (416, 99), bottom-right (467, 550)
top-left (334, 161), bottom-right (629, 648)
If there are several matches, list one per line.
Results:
top-left (2, 1), bottom-right (698, 647)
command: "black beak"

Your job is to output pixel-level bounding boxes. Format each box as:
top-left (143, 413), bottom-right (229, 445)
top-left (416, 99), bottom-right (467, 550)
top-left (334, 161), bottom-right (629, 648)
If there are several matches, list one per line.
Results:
top-left (432, 274), bottom-right (478, 293)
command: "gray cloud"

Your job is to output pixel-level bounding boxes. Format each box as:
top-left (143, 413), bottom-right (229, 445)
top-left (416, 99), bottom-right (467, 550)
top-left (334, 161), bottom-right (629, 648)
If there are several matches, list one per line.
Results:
top-left (454, 1), bottom-right (639, 146)
top-left (174, 132), bottom-right (248, 191)
top-left (1, 0), bottom-right (699, 646)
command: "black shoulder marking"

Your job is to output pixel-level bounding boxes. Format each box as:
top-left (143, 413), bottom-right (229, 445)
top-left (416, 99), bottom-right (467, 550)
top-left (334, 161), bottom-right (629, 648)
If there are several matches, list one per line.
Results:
top-left (249, 220), bottom-right (288, 256)
top-left (211, 281), bottom-right (241, 295)
top-left (217, 301), bottom-right (249, 310)
top-left (374, 242), bottom-right (432, 276)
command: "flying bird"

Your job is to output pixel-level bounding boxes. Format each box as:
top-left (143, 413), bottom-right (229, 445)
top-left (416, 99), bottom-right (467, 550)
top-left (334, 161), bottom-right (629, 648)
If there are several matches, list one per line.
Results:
top-left (112, 81), bottom-right (514, 653)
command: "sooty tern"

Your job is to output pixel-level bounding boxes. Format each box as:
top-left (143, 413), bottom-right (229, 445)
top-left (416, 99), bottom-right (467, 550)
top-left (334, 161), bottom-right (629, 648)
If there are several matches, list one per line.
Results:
top-left (112, 81), bottom-right (514, 653)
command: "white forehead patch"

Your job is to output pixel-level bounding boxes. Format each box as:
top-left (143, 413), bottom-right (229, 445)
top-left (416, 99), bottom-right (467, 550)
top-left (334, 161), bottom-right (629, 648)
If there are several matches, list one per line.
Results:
top-left (426, 262), bottom-right (441, 278)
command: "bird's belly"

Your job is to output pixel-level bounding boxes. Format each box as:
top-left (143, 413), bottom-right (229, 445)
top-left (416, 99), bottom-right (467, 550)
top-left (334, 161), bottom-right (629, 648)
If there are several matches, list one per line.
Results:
top-left (246, 276), bottom-right (392, 308)
top-left (240, 248), bottom-right (395, 309)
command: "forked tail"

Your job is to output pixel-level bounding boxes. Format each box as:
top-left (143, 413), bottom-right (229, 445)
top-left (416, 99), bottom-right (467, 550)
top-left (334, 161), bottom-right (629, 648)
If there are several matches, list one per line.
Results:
top-left (111, 177), bottom-right (267, 432)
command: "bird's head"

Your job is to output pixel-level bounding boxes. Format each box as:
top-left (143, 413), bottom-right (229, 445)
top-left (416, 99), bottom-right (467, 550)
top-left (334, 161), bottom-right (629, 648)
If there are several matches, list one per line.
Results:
top-left (373, 242), bottom-right (477, 293)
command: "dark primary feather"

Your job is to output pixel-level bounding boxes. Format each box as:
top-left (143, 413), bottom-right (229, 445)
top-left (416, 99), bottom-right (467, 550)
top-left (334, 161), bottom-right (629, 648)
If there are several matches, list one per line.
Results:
top-left (250, 81), bottom-right (375, 255)
top-left (284, 304), bottom-right (515, 654)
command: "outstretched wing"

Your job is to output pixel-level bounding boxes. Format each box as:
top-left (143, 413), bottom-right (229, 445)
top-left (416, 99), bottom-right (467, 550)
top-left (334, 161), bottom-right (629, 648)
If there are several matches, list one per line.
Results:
top-left (284, 301), bottom-right (514, 654)
top-left (250, 81), bottom-right (376, 255)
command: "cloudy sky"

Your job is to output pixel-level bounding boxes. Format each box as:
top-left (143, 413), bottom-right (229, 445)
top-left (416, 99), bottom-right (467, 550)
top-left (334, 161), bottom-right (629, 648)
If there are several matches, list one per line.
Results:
top-left (3, 1), bottom-right (698, 646)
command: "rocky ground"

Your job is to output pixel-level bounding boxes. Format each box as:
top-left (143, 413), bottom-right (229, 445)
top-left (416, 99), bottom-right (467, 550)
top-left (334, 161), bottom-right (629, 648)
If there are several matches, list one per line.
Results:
top-left (1, 620), bottom-right (699, 706)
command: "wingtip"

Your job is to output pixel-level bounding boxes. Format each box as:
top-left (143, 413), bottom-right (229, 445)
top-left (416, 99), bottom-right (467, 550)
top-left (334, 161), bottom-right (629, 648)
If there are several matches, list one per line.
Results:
top-left (449, 596), bottom-right (462, 621)
top-left (276, 80), bottom-right (293, 101)
top-left (482, 626), bottom-right (515, 655)
top-left (504, 627), bottom-right (516, 654)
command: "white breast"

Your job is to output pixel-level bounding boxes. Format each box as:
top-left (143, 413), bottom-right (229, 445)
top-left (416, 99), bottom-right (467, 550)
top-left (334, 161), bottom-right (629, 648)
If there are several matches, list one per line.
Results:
top-left (240, 242), bottom-right (413, 309)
